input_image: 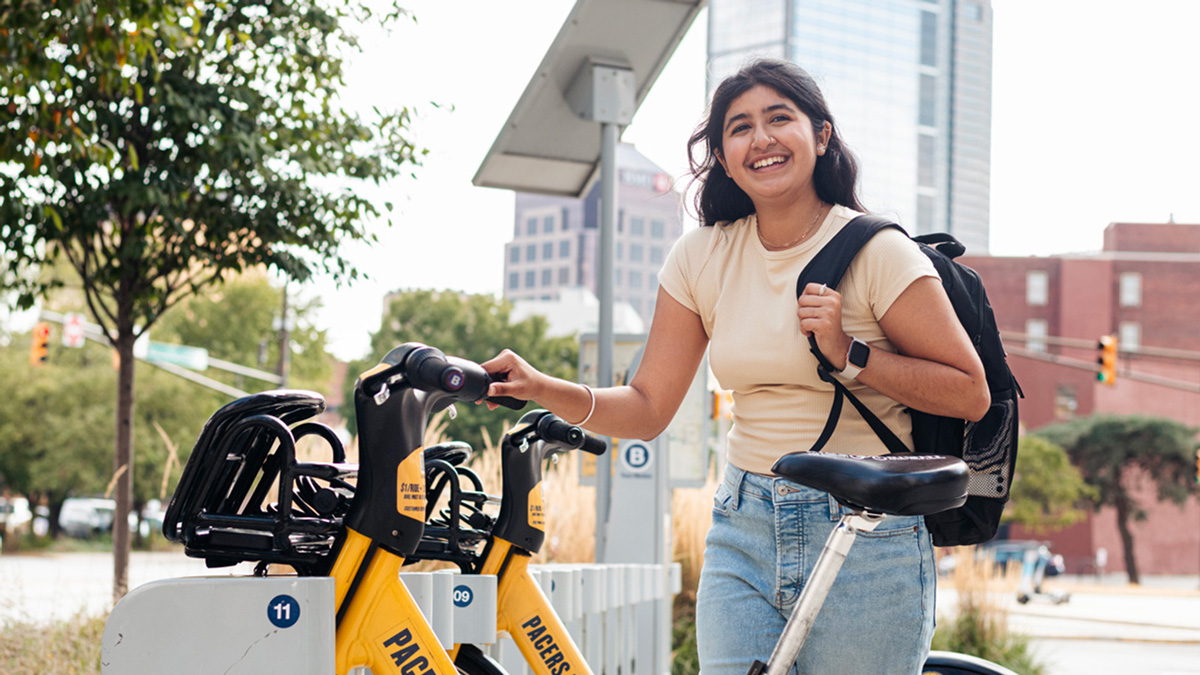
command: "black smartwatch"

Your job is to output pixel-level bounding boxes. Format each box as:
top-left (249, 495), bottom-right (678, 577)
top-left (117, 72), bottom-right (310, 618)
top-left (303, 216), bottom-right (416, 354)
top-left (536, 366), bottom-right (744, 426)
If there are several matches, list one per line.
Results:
top-left (841, 337), bottom-right (870, 379)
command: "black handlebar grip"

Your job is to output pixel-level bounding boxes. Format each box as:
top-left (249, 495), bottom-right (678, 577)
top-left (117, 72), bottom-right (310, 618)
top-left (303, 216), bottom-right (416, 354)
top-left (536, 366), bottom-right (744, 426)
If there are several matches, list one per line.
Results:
top-left (539, 416), bottom-right (583, 446)
top-left (487, 395), bottom-right (528, 410)
top-left (579, 434), bottom-right (607, 456)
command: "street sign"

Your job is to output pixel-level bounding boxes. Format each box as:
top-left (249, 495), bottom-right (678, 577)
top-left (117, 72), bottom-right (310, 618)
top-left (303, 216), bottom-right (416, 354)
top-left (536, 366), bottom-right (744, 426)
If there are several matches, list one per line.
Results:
top-left (145, 341), bottom-right (208, 371)
top-left (62, 312), bottom-right (86, 348)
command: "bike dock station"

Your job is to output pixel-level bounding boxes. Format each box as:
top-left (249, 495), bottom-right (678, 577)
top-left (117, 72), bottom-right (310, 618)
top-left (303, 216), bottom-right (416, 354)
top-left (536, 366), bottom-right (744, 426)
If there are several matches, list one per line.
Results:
top-left (103, 561), bottom-right (681, 674)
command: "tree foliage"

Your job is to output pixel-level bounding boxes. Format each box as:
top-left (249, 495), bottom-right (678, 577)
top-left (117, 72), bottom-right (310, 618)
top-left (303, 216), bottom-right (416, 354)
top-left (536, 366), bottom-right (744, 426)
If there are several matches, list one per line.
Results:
top-left (154, 271), bottom-right (332, 392)
top-left (1005, 435), bottom-right (1096, 533)
top-left (345, 290), bottom-right (579, 451)
top-left (1, 0), bottom-right (420, 322)
top-left (0, 337), bottom-right (219, 537)
top-left (1034, 414), bottom-right (1199, 584)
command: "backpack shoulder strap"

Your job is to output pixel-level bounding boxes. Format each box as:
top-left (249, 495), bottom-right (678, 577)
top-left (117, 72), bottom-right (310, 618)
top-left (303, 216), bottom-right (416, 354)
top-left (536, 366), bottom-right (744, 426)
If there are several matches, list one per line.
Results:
top-left (795, 214), bottom-right (905, 295)
top-left (795, 214), bottom-right (910, 455)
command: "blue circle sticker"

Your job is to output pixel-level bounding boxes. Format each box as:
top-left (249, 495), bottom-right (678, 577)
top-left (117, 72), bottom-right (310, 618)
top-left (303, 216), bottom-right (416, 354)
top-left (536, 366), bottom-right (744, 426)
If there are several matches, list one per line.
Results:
top-left (621, 443), bottom-right (652, 473)
top-left (452, 584), bottom-right (474, 607)
top-left (267, 594), bottom-right (300, 628)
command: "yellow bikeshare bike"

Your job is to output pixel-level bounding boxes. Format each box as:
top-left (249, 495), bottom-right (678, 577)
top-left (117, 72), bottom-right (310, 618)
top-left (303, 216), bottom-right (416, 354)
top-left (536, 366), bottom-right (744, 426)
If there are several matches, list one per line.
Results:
top-left (103, 343), bottom-right (529, 674)
top-left (405, 407), bottom-right (609, 675)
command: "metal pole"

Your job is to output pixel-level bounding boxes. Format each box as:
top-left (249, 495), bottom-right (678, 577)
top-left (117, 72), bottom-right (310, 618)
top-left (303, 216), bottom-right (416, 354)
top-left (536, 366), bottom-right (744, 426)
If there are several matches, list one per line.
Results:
top-left (595, 120), bottom-right (618, 563)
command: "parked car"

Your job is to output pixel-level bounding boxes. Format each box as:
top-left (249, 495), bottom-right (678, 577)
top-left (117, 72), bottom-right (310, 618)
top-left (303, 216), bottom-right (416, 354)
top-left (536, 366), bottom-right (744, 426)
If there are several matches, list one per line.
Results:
top-left (59, 497), bottom-right (116, 538)
top-left (58, 498), bottom-right (166, 538)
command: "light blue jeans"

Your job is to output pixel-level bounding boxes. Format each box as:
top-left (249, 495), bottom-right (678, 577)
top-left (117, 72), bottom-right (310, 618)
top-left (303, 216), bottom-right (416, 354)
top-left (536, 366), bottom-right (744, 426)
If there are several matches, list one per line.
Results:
top-left (696, 464), bottom-right (936, 675)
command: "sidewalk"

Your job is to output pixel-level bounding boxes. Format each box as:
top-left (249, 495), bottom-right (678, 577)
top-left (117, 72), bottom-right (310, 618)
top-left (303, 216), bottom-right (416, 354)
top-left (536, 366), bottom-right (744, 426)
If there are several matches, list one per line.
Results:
top-left (937, 573), bottom-right (1200, 644)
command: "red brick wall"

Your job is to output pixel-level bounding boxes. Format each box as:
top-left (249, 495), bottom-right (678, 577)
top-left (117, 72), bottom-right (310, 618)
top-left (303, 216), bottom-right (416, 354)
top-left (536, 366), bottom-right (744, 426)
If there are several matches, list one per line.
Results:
top-left (1104, 222), bottom-right (1200, 253)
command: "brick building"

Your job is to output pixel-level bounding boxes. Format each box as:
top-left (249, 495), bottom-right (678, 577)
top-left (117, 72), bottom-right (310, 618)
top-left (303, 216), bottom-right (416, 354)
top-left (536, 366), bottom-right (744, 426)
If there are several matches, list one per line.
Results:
top-left (963, 221), bottom-right (1200, 575)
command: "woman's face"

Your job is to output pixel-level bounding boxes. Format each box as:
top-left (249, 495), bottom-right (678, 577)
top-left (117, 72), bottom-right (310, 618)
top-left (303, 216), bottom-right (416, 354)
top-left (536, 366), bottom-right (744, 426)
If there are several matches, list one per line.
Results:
top-left (716, 84), bottom-right (831, 206)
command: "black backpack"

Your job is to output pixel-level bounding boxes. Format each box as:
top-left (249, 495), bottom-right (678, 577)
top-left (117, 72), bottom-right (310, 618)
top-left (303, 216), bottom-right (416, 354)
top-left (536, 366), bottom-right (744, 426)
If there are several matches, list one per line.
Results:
top-left (795, 215), bottom-right (1022, 547)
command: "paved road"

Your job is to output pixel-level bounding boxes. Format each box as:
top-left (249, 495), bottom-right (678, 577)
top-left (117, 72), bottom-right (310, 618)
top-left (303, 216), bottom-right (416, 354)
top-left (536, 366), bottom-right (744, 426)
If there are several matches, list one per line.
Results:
top-left (3, 552), bottom-right (1200, 673)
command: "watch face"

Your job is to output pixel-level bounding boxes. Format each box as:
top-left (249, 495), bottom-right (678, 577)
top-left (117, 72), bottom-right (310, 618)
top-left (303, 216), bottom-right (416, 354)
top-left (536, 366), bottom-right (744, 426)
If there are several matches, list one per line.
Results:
top-left (848, 340), bottom-right (870, 368)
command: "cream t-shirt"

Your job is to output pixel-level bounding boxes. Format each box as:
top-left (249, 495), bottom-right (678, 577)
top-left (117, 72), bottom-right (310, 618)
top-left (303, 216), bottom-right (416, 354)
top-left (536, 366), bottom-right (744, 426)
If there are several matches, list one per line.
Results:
top-left (658, 204), bottom-right (939, 475)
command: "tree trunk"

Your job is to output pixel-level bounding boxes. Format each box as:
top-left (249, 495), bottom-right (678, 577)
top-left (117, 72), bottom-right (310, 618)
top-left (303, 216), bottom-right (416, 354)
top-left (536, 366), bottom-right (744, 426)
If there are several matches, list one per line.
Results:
top-left (1113, 493), bottom-right (1140, 585)
top-left (113, 329), bottom-right (136, 603)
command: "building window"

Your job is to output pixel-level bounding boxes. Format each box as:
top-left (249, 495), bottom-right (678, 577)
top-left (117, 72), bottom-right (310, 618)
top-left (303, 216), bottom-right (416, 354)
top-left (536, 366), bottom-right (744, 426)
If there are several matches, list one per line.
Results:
top-left (1119, 272), bottom-right (1142, 307)
top-left (509, 272), bottom-right (520, 290)
top-left (543, 215), bottom-right (555, 233)
top-left (525, 270), bottom-right (536, 288)
top-left (917, 135), bottom-right (935, 187)
top-left (542, 242), bottom-right (553, 259)
top-left (631, 217), bottom-right (645, 237)
top-left (526, 244), bottom-right (537, 262)
top-left (630, 243), bottom-right (644, 263)
top-left (509, 246), bottom-right (520, 263)
top-left (651, 220), bottom-right (665, 238)
top-left (917, 195), bottom-right (934, 234)
top-left (966, 2), bottom-right (983, 21)
top-left (920, 10), bottom-right (938, 67)
top-left (526, 217), bottom-right (538, 236)
top-left (1119, 322), bottom-right (1140, 352)
top-left (559, 240), bottom-right (571, 258)
top-left (1026, 270), bottom-right (1049, 306)
top-left (1026, 318), bottom-right (1048, 352)
top-left (919, 74), bottom-right (936, 127)
top-left (558, 267), bottom-right (570, 284)
top-left (629, 270), bottom-right (643, 290)
top-left (541, 268), bottom-right (552, 286)
top-left (650, 246), bottom-right (663, 265)
top-left (617, 242), bottom-right (624, 260)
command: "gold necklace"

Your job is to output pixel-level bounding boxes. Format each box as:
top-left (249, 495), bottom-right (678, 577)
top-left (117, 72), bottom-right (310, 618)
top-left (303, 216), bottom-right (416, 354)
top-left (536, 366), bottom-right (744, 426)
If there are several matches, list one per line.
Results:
top-left (758, 202), bottom-right (827, 251)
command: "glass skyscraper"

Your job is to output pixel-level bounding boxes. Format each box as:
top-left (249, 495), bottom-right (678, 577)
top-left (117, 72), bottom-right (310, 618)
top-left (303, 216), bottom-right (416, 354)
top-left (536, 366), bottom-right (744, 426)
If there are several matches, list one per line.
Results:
top-left (707, 0), bottom-right (992, 253)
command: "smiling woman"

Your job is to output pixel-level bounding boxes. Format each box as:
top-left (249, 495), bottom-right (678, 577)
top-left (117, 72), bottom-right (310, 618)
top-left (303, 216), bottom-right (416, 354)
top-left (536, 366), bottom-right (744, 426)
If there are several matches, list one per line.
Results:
top-left (475, 58), bottom-right (988, 674)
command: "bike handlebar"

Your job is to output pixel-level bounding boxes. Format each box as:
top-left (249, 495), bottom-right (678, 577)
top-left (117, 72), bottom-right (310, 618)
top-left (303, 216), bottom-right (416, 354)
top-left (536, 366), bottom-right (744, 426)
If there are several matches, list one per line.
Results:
top-left (534, 413), bottom-right (607, 455)
top-left (360, 343), bottom-right (526, 411)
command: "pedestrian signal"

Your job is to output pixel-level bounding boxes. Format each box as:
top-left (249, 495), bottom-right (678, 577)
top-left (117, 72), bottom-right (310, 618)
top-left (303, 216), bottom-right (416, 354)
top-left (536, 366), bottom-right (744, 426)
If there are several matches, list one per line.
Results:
top-left (1096, 335), bottom-right (1117, 385)
top-left (30, 322), bottom-right (50, 365)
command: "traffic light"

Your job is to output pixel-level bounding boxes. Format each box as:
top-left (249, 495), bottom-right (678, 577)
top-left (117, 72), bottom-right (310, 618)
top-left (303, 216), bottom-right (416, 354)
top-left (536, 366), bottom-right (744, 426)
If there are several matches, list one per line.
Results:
top-left (1096, 335), bottom-right (1118, 386)
top-left (1195, 449), bottom-right (1200, 485)
top-left (30, 322), bottom-right (50, 365)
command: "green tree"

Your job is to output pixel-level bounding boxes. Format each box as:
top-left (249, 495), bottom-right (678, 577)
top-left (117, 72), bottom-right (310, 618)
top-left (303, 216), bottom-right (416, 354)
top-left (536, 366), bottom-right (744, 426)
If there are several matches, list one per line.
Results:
top-left (154, 271), bottom-right (332, 393)
top-left (1, 0), bottom-right (421, 599)
top-left (1035, 415), bottom-right (1199, 584)
top-left (1005, 435), bottom-right (1096, 533)
top-left (345, 290), bottom-right (579, 451)
top-left (0, 337), bottom-right (218, 541)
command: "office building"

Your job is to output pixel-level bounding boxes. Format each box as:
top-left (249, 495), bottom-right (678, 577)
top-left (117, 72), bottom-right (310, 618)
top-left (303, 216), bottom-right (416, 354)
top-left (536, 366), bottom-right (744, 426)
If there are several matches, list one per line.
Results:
top-left (707, 0), bottom-right (993, 253)
top-left (504, 143), bottom-right (684, 327)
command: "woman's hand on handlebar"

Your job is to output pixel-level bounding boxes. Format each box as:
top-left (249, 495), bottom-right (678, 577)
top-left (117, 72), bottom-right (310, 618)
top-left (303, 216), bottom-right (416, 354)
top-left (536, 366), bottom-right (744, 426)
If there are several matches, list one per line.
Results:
top-left (480, 349), bottom-right (551, 410)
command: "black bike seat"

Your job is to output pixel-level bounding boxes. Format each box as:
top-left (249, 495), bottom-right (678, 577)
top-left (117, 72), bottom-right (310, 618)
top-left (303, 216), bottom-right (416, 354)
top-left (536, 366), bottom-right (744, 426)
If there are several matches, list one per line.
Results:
top-left (770, 452), bottom-right (968, 516)
top-left (425, 441), bottom-right (473, 467)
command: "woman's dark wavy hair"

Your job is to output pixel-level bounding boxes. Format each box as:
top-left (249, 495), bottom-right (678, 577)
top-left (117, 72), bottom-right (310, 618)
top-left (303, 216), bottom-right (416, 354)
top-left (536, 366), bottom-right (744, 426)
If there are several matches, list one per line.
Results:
top-left (688, 59), bottom-right (864, 226)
